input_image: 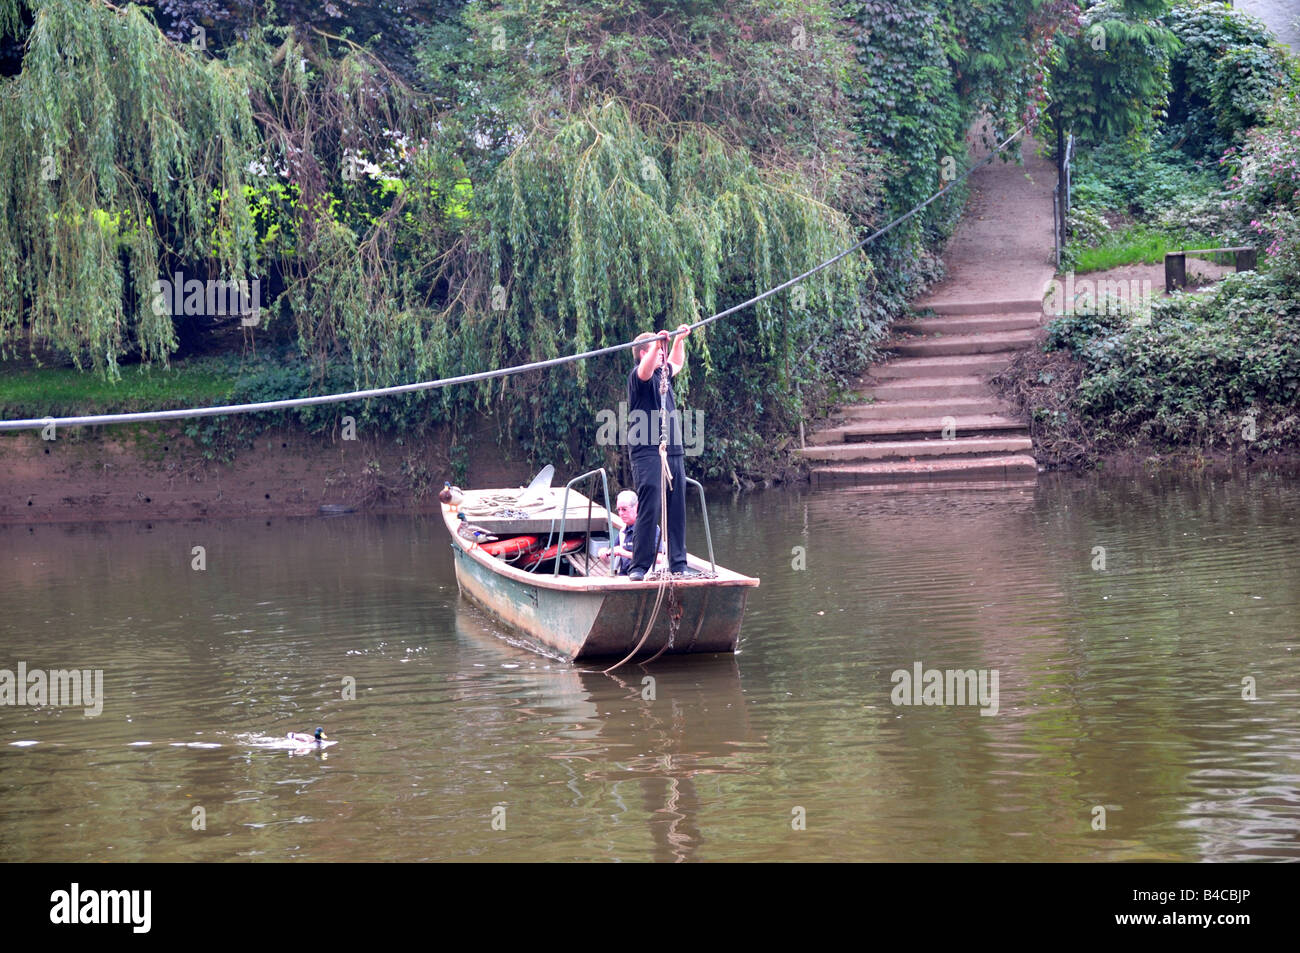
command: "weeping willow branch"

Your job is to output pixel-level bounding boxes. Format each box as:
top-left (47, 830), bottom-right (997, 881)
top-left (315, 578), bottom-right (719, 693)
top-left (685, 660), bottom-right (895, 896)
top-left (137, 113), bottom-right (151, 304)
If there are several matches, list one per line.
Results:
top-left (242, 33), bottom-right (460, 388)
top-left (0, 0), bottom-right (261, 375)
top-left (454, 98), bottom-right (875, 464)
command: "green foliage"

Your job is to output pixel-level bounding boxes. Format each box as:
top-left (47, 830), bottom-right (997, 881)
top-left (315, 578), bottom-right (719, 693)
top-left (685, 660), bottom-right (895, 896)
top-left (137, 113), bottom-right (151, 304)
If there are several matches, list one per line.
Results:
top-left (464, 99), bottom-right (876, 471)
top-left (848, 0), bottom-right (967, 249)
top-left (1063, 138), bottom-right (1226, 266)
top-left (1221, 89), bottom-right (1300, 280)
top-left (948, 0), bottom-right (1080, 129)
top-left (1073, 140), bottom-right (1220, 218)
top-left (0, 0), bottom-right (261, 376)
top-left (1044, 304), bottom-right (1129, 355)
top-left (1049, 1), bottom-right (1181, 148)
top-left (1066, 223), bottom-right (1211, 271)
top-left (846, 0), bottom-right (1077, 294)
top-left (418, 0), bottom-right (870, 218)
top-left (1208, 44), bottom-right (1292, 143)
top-left (1044, 270), bottom-right (1300, 449)
top-left (1064, 204), bottom-right (1111, 250)
top-left (1164, 0), bottom-right (1292, 160)
top-left (233, 32), bottom-right (468, 393)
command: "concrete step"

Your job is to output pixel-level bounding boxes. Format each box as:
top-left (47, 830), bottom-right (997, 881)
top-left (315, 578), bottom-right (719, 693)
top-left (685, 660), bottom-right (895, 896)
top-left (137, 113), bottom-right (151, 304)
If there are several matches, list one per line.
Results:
top-left (894, 314), bottom-right (1042, 335)
top-left (825, 478), bottom-right (1041, 494)
top-left (836, 396), bottom-right (1013, 420)
top-left (858, 376), bottom-right (993, 400)
top-left (798, 436), bottom-right (1034, 462)
top-left (887, 329), bottom-right (1039, 357)
top-left (808, 415), bottom-right (1028, 445)
top-left (920, 298), bottom-right (1043, 316)
top-left (809, 454), bottom-right (1041, 486)
top-left (871, 353), bottom-right (1019, 379)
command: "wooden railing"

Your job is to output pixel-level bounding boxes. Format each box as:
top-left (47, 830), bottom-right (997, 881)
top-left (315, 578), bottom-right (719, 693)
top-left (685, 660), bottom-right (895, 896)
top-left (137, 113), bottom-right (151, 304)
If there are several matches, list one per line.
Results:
top-left (1164, 247), bottom-right (1257, 293)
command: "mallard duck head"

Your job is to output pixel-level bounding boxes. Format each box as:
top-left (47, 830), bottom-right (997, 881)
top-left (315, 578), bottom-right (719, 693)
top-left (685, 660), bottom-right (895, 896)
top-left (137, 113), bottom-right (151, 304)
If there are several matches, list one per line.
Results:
top-left (315, 727), bottom-right (326, 741)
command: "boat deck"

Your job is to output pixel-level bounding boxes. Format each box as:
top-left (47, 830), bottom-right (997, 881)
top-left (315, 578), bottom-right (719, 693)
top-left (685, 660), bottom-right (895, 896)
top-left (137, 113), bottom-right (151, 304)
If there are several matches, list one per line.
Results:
top-left (447, 487), bottom-right (756, 590)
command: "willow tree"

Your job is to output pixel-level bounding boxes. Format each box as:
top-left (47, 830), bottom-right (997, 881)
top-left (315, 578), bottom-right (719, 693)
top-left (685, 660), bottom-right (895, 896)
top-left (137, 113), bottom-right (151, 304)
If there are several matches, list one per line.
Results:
top-left (237, 34), bottom-right (462, 390)
top-left (0, 0), bottom-right (261, 375)
top-left (458, 99), bottom-right (874, 471)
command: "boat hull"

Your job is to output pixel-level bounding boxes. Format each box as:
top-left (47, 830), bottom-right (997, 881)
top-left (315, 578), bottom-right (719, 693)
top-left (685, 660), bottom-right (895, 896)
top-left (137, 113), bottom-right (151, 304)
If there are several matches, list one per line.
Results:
top-left (451, 543), bottom-right (750, 661)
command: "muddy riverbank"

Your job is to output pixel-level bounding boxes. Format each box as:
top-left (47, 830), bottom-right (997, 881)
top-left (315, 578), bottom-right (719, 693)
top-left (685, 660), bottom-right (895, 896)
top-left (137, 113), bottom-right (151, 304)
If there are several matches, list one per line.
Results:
top-left (0, 421), bottom-right (549, 525)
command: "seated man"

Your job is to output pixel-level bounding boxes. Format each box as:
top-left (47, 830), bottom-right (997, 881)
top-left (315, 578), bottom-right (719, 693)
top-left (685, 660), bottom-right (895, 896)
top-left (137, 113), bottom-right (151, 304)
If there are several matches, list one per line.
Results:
top-left (601, 490), bottom-right (665, 575)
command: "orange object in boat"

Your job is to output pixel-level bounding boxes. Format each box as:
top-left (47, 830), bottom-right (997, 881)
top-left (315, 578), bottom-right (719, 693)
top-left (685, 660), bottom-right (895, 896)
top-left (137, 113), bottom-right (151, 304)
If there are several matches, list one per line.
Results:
top-left (478, 535), bottom-right (540, 558)
top-left (519, 538), bottom-right (584, 568)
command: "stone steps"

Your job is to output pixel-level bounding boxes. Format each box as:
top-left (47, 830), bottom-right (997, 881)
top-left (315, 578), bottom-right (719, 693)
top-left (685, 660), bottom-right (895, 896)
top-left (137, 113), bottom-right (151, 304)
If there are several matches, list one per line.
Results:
top-left (887, 329), bottom-right (1039, 357)
top-left (798, 436), bottom-right (1034, 463)
top-left (835, 396), bottom-right (1013, 420)
top-left (810, 138), bottom-right (1056, 487)
top-left (809, 454), bottom-right (1040, 486)
top-left (806, 305), bottom-right (1041, 484)
top-left (871, 352), bottom-right (1019, 379)
top-left (858, 376), bottom-right (993, 400)
top-left (923, 298), bottom-right (1043, 316)
top-left (808, 415), bottom-right (1028, 445)
top-left (892, 314), bottom-right (1042, 335)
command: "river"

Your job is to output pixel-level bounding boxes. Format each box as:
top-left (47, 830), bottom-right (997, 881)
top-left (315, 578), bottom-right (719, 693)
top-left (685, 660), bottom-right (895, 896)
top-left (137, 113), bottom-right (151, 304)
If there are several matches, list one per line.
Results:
top-left (1, 470), bottom-right (1297, 862)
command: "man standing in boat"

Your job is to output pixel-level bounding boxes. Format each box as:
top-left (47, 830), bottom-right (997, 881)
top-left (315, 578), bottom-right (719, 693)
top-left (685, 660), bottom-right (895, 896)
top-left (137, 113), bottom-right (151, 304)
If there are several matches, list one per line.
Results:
top-left (627, 324), bottom-right (695, 580)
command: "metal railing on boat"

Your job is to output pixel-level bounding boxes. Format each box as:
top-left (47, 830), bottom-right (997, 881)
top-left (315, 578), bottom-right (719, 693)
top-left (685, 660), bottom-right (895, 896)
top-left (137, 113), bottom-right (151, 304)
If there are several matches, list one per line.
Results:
top-left (539, 467), bottom-right (717, 576)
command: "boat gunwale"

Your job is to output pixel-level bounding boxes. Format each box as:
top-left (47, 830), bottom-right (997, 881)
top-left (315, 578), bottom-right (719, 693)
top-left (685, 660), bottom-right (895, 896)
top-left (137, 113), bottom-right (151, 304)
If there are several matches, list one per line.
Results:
top-left (442, 498), bottom-right (759, 593)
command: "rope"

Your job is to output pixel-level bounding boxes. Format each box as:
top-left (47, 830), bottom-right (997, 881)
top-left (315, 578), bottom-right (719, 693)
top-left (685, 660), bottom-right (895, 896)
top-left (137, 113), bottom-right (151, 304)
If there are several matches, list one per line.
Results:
top-left (603, 340), bottom-right (675, 674)
top-left (0, 125), bottom-right (1028, 434)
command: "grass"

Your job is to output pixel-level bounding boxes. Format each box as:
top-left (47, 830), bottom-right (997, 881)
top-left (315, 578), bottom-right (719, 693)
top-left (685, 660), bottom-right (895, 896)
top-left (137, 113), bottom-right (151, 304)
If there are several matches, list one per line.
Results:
top-left (0, 357), bottom-right (239, 418)
top-left (1068, 224), bottom-right (1217, 273)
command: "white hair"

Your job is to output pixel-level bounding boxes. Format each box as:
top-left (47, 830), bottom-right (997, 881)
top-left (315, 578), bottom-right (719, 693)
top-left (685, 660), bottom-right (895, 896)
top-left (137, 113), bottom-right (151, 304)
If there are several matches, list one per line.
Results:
top-left (616, 490), bottom-right (637, 508)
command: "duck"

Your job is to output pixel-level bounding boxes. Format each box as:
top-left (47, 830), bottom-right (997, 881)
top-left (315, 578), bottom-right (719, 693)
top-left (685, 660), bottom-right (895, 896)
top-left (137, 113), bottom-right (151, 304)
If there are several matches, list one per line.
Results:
top-left (457, 511), bottom-right (497, 543)
top-left (439, 481), bottom-right (464, 511)
top-left (287, 727), bottom-right (327, 745)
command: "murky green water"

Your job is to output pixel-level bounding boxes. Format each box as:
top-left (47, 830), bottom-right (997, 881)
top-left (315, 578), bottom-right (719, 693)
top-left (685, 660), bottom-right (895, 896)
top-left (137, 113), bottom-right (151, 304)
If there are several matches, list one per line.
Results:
top-left (2, 471), bottom-right (1298, 862)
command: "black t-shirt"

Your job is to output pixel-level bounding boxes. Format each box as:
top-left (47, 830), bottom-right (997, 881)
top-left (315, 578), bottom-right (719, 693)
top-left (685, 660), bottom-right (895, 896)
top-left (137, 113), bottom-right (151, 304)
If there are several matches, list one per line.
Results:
top-left (626, 364), bottom-right (684, 458)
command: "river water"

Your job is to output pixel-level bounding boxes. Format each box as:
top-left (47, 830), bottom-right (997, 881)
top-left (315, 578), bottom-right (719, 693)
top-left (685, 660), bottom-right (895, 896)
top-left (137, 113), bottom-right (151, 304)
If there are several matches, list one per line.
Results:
top-left (1, 470), bottom-right (1297, 862)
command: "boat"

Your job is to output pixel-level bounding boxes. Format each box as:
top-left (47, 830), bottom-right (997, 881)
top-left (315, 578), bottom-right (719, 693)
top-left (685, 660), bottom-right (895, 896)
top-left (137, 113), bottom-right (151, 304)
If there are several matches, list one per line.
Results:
top-left (442, 467), bottom-right (759, 662)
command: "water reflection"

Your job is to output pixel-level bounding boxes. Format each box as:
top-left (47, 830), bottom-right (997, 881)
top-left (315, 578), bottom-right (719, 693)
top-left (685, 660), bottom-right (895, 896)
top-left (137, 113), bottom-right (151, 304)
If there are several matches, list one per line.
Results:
top-left (1, 469), bottom-right (1298, 861)
top-left (453, 596), bottom-right (756, 862)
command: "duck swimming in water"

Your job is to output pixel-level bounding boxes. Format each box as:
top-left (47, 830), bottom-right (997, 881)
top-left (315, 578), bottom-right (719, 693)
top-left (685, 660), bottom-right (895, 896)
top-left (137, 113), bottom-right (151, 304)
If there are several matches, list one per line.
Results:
top-left (288, 727), bottom-right (327, 745)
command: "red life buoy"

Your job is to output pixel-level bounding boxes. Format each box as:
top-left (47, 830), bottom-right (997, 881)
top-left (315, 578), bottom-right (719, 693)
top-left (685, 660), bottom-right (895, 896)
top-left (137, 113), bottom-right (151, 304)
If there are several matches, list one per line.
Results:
top-left (519, 538), bottom-right (584, 568)
top-left (478, 535), bottom-right (540, 558)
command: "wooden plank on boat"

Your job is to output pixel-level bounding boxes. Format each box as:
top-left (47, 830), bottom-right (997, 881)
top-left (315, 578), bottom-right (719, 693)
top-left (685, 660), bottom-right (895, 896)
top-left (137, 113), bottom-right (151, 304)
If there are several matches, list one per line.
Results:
top-left (455, 487), bottom-right (613, 535)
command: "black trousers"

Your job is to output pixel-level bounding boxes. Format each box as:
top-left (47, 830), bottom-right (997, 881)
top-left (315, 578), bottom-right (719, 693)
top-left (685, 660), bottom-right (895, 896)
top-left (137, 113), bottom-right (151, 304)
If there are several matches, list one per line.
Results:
top-left (630, 451), bottom-right (687, 574)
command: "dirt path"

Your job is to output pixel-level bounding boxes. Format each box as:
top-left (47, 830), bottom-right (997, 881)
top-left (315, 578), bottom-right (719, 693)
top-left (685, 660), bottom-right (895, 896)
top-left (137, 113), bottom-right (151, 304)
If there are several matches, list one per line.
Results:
top-left (916, 132), bottom-right (1058, 309)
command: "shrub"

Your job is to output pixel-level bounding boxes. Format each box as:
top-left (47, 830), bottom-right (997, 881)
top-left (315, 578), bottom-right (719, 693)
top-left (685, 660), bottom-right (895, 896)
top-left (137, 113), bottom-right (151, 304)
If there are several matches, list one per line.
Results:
top-left (1047, 270), bottom-right (1300, 449)
top-left (1165, 0), bottom-right (1293, 159)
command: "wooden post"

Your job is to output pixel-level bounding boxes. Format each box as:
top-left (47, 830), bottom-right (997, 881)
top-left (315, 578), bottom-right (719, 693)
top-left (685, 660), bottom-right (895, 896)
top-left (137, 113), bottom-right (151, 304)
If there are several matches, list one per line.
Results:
top-left (1236, 248), bottom-right (1256, 273)
top-left (1165, 252), bottom-right (1186, 294)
